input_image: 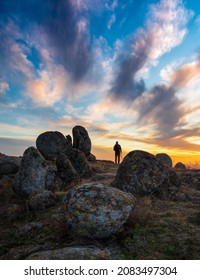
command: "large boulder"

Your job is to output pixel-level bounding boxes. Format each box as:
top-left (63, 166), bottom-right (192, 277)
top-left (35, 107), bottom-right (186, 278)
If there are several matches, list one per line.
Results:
top-left (56, 153), bottom-right (79, 183)
top-left (112, 150), bottom-right (181, 199)
top-left (26, 246), bottom-right (111, 260)
top-left (72, 125), bottom-right (91, 158)
top-left (69, 149), bottom-right (93, 179)
top-left (13, 147), bottom-right (56, 196)
top-left (0, 156), bottom-right (21, 176)
top-left (36, 131), bottom-right (67, 160)
top-left (156, 153), bottom-right (172, 168)
top-left (64, 182), bottom-right (134, 238)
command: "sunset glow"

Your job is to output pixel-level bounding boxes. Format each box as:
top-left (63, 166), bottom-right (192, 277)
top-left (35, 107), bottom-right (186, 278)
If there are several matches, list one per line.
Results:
top-left (0, 0), bottom-right (200, 166)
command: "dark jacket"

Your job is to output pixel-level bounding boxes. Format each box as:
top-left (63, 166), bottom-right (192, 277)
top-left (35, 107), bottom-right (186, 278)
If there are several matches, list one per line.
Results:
top-left (113, 143), bottom-right (122, 155)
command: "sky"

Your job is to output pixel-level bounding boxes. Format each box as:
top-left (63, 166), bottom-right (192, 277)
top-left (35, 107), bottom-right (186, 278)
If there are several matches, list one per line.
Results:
top-left (1, 0), bottom-right (200, 165)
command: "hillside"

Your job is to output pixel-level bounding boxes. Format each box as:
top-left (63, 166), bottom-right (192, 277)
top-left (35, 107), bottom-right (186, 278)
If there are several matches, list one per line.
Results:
top-left (1, 159), bottom-right (200, 260)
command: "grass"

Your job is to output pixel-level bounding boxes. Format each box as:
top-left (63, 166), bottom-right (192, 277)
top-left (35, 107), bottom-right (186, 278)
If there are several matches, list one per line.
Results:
top-left (1, 161), bottom-right (200, 259)
top-left (118, 193), bottom-right (200, 259)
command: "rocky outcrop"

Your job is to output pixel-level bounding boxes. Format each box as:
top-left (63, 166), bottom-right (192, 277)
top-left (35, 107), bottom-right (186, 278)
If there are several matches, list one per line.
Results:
top-left (112, 150), bottom-right (181, 199)
top-left (36, 131), bottom-right (67, 160)
top-left (175, 162), bottom-right (186, 170)
top-left (65, 135), bottom-right (73, 156)
top-left (64, 182), bottom-right (134, 238)
top-left (0, 156), bottom-right (21, 177)
top-left (72, 126), bottom-right (91, 157)
top-left (13, 147), bottom-right (56, 196)
top-left (56, 153), bottom-right (79, 183)
top-left (28, 190), bottom-right (57, 210)
top-left (72, 125), bottom-right (96, 161)
top-left (156, 153), bottom-right (172, 168)
top-left (177, 170), bottom-right (200, 190)
top-left (69, 149), bottom-right (93, 179)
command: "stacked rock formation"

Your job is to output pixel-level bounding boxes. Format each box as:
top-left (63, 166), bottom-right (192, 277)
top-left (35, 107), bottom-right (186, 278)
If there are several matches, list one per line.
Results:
top-left (13, 126), bottom-right (94, 198)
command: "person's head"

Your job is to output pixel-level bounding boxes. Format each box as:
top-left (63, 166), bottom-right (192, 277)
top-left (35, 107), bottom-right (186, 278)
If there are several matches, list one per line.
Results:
top-left (116, 141), bottom-right (118, 144)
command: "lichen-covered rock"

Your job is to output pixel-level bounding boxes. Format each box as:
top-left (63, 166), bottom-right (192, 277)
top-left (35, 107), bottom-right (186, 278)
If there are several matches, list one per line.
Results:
top-left (28, 190), bottom-right (57, 210)
top-left (56, 153), bottom-right (79, 183)
top-left (26, 246), bottom-right (111, 260)
top-left (69, 149), bottom-right (93, 179)
top-left (175, 162), bottom-right (186, 170)
top-left (156, 153), bottom-right (172, 168)
top-left (13, 147), bottom-right (56, 196)
top-left (72, 125), bottom-right (91, 157)
top-left (0, 156), bottom-right (21, 176)
top-left (36, 131), bottom-right (67, 160)
top-left (112, 150), bottom-right (181, 199)
top-left (64, 182), bottom-right (134, 238)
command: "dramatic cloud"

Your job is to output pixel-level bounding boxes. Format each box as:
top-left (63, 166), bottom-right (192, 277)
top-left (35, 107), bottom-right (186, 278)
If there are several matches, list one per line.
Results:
top-left (0, 0), bottom-right (92, 83)
top-left (138, 57), bottom-right (200, 137)
top-left (110, 0), bottom-right (192, 101)
top-left (0, 0), bottom-right (200, 161)
top-left (171, 59), bottom-right (200, 89)
top-left (26, 67), bottom-right (67, 107)
top-left (44, 0), bottom-right (92, 82)
top-left (0, 20), bottom-right (34, 81)
top-left (138, 85), bottom-right (185, 136)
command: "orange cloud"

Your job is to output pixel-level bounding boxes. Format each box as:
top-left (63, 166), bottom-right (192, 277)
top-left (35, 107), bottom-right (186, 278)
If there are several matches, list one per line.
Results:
top-left (171, 60), bottom-right (200, 89)
top-left (26, 66), bottom-right (67, 107)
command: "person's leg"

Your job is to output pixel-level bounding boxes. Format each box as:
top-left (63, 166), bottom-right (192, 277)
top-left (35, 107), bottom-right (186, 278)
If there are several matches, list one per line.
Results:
top-left (115, 153), bottom-right (117, 164)
top-left (118, 153), bottom-right (120, 164)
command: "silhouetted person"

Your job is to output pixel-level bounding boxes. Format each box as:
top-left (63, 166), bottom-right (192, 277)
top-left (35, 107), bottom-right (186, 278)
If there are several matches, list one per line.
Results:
top-left (113, 141), bottom-right (122, 164)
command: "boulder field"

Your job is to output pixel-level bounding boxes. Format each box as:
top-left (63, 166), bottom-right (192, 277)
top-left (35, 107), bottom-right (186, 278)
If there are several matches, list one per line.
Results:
top-left (1, 126), bottom-right (197, 260)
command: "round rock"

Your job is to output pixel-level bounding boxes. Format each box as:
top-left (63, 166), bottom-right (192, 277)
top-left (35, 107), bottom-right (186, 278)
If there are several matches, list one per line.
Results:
top-left (156, 153), bottom-right (172, 168)
top-left (175, 162), bottom-right (186, 170)
top-left (64, 182), bottom-right (134, 238)
top-left (0, 156), bottom-right (21, 176)
top-left (36, 131), bottom-right (67, 160)
top-left (112, 150), bottom-right (181, 199)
